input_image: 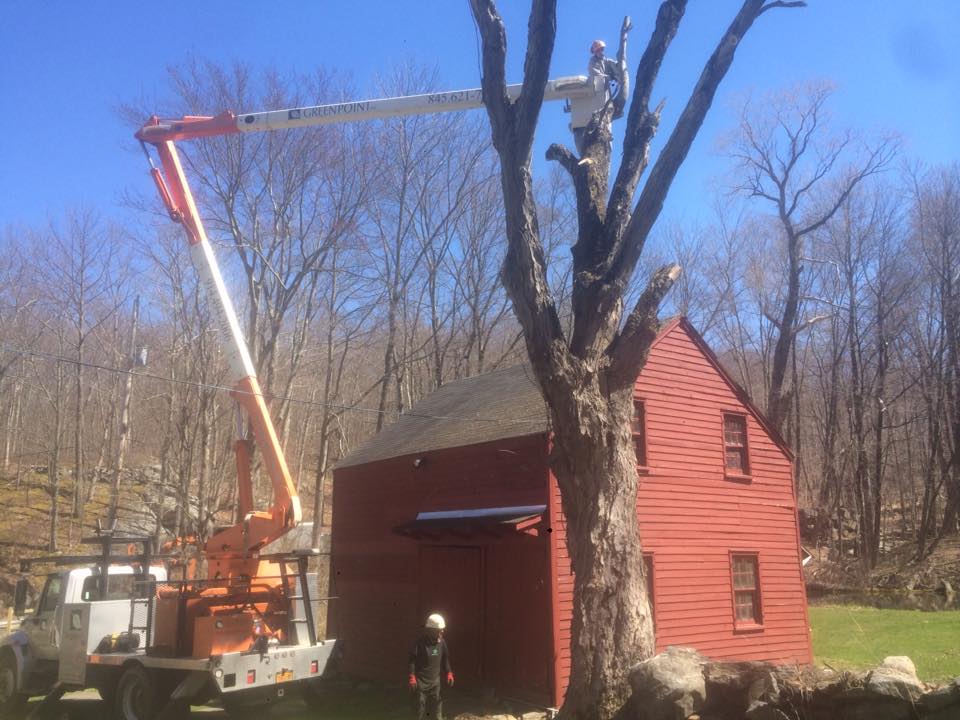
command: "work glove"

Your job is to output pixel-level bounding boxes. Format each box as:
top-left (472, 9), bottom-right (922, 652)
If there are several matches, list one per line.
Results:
top-left (446, 672), bottom-right (455, 687)
top-left (408, 674), bottom-right (418, 690)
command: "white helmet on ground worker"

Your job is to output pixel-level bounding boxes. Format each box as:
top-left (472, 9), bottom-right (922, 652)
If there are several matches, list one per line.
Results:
top-left (425, 613), bottom-right (446, 630)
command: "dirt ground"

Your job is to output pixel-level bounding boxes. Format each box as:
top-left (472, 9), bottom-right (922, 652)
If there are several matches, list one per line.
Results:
top-left (33, 682), bottom-right (549, 720)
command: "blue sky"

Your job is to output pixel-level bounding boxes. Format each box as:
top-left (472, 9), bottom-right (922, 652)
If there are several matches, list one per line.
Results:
top-left (1, 1), bottom-right (957, 230)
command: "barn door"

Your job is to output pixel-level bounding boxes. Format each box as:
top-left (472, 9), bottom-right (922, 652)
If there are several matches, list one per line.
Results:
top-left (418, 546), bottom-right (483, 687)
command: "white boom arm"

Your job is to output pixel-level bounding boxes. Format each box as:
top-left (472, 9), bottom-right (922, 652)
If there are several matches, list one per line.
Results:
top-left (137, 75), bottom-right (606, 144)
top-left (133, 72), bottom-right (606, 567)
top-left (239, 74), bottom-right (604, 132)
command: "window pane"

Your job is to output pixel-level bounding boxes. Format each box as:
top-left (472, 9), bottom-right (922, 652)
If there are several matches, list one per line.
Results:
top-left (732, 555), bottom-right (760, 624)
top-left (735, 591), bottom-right (757, 621)
top-left (723, 414), bottom-right (749, 473)
top-left (725, 450), bottom-right (743, 471)
top-left (643, 554), bottom-right (653, 590)
top-left (41, 577), bottom-right (62, 613)
top-left (632, 401), bottom-right (647, 466)
top-left (724, 415), bottom-right (746, 445)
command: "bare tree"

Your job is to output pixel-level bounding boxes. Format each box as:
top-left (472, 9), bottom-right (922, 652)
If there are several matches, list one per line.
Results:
top-left (908, 164), bottom-right (960, 552)
top-left (0, 233), bottom-right (41, 477)
top-left (726, 82), bottom-right (896, 431)
top-left (817, 187), bottom-right (910, 567)
top-left (451, 164), bottom-right (514, 376)
top-left (39, 209), bottom-right (125, 535)
top-left (469, 1), bottom-right (805, 716)
top-left (367, 63), bottom-right (490, 425)
top-left (106, 295), bottom-right (140, 528)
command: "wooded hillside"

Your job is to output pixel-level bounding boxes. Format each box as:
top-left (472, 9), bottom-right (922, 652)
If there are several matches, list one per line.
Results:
top-left (0, 65), bottom-right (956, 576)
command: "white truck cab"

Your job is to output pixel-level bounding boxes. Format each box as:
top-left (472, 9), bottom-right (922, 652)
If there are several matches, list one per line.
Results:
top-left (21, 565), bottom-right (168, 658)
top-left (1, 564), bottom-right (168, 714)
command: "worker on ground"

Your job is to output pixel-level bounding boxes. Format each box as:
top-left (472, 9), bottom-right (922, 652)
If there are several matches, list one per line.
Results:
top-left (408, 613), bottom-right (454, 720)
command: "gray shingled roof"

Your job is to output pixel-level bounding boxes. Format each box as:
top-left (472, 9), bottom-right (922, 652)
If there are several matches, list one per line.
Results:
top-left (336, 364), bottom-right (548, 468)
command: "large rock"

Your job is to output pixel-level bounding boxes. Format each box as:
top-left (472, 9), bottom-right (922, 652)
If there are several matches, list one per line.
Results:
top-left (866, 656), bottom-right (925, 703)
top-left (919, 678), bottom-right (960, 718)
top-left (628, 647), bottom-right (706, 720)
top-left (627, 652), bottom-right (956, 720)
top-left (702, 660), bottom-right (788, 719)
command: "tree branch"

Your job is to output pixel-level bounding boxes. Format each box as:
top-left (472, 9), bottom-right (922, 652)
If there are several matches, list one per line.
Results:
top-left (607, 2), bottom-right (685, 242)
top-left (468, 0), bottom-right (512, 143)
top-left (791, 313), bottom-right (831, 336)
top-left (759, 1), bottom-right (807, 15)
top-left (796, 138), bottom-right (898, 238)
top-left (566, 4), bottom-right (686, 361)
top-left (470, 0), bottom-right (566, 377)
top-left (607, 0), bottom-right (804, 305)
top-left (545, 143), bottom-right (581, 176)
top-left (608, 263), bottom-right (681, 383)
top-left (515, 0), bottom-right (557, 155)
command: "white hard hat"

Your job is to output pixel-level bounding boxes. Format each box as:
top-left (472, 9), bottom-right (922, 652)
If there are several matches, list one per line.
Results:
top-left (425, 613), bottom-right (446, 630)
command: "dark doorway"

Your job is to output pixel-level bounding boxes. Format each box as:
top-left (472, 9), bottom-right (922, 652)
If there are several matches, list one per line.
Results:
top-left (485, 539), bottom-right (552, 703)
top-left (418, 545), bottom-right (484, 687)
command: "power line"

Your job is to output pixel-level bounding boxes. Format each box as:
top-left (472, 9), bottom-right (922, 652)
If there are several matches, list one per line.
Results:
top-left (0, 341), bottom-right (540, 427)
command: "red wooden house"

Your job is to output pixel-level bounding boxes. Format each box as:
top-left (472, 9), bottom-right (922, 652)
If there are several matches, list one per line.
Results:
top-left (331, 318), bottom-right (812, 710)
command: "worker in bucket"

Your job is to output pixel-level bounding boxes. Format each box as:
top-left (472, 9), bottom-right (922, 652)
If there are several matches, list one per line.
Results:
top-left (588, 38), bottom-right (627, 121)
top-left (408, 612), bottom-right (454, 720)
top-left (574, 39), bottom-right (628, 155)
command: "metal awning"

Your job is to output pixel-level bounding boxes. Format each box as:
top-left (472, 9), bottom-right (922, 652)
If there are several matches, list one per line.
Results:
top-left (393, 505), bottom-right (547, 540)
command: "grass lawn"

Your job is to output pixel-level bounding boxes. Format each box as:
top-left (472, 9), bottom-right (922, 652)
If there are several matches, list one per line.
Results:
top-left (809, 605), bottom-right (960, 681)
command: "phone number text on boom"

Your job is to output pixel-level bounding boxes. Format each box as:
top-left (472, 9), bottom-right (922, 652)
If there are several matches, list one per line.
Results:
top-left (427, 90), bottom-right (483, 104)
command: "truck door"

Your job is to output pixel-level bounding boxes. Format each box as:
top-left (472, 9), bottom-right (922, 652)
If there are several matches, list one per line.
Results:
top-left (23, 574), bottom-right (65, 661)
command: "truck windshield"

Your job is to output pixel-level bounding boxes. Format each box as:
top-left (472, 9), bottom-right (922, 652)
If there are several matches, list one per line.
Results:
top-left (39, 576), bottom-right (63, 613)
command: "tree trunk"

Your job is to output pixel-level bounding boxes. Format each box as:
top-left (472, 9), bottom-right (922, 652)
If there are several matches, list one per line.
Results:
top-left (108, 296), bottom-right (139, 528)
top-left (376, 298), bottom-right (398, 432)
top-left (767, 227), bottom-right (801, 432)
top-left (74, 334), bottom-right (85, 528)
top-left (3, 372), bottom-right (22, 476)
top-left (49, 358), bottom-right (65, 552)
top-left (549, 379), bottom-right (654, 716)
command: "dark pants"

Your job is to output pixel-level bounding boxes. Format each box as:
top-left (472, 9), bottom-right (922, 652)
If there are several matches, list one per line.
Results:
top-left (417, 684), bottom-right (442, 720)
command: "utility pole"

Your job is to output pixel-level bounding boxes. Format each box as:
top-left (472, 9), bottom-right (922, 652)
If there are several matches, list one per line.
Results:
top-left (107, 296), bottom-right (140, 527)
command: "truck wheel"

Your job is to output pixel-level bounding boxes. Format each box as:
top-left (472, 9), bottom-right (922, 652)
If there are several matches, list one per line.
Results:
top-left (114, 665), bottom-right (159, 720)
top-left (0, 654), bottom-right (27, 718)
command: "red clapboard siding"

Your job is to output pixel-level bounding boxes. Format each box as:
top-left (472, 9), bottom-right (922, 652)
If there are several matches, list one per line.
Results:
top-left (333, 318), bottom-right (810, 712)
top-left (332, 432), bottom-right (554, 702)
top-left (549, 320), bottom-right (811, 708)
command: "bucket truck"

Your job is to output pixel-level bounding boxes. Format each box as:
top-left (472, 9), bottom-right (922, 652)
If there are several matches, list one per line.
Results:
top-left (0, 74), bottom-right (606, 720)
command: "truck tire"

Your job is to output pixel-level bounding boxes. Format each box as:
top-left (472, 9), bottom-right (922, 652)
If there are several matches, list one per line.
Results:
top-left (0, 653), bottom-right (27, 719)
top-left (114, 665), bottom-right (160, 720)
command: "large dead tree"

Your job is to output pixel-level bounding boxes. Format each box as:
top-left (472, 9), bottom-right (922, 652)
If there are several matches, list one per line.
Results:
top-left (469, 1), bottom-right (804, 717)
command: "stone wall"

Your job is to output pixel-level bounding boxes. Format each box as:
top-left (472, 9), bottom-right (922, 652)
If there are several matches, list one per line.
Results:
top-left (628, 647), bottom-right (960, 720)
